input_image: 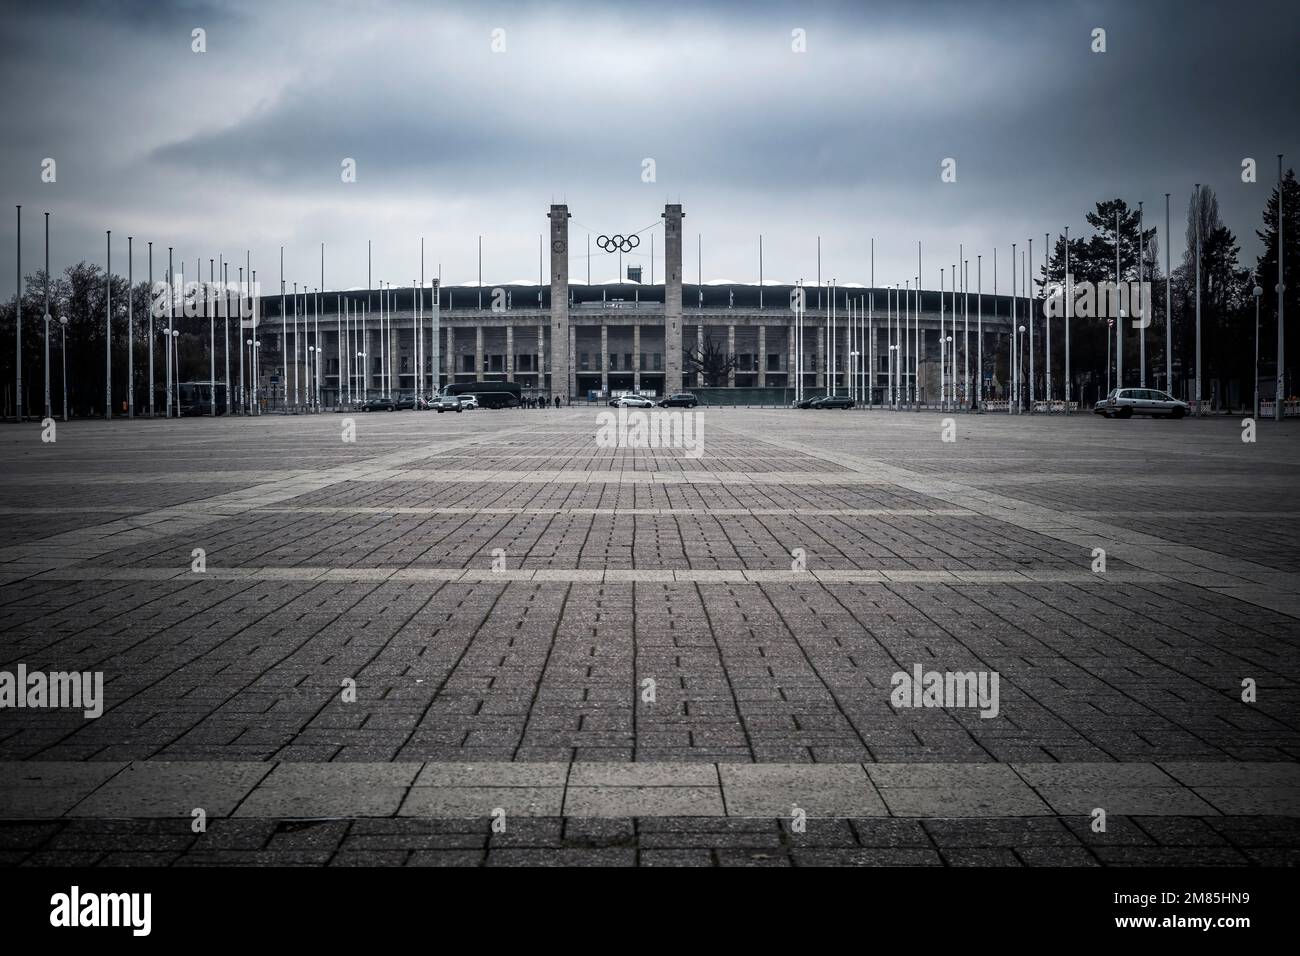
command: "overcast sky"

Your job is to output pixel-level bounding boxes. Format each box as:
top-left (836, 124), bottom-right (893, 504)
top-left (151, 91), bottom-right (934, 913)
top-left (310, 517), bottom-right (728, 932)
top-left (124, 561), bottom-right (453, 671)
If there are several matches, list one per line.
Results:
top-left (2, 0), bottom-right (1297, 298)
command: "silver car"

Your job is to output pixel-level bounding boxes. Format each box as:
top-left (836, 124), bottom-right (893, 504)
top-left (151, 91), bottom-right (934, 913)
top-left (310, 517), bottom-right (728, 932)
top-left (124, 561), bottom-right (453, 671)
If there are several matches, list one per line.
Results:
top-left (1096, 388), bottom-right (1189, 419)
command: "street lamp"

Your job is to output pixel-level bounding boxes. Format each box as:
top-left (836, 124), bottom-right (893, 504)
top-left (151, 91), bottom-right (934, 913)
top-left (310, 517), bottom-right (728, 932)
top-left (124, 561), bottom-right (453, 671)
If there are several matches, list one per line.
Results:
top-left (849, 350), bottom-right (860, 403)
top-left (59, 316), bottom-right (68, 421)
top-left (357, 351), bottom-right (367, 403)
top-left (1253, 285), bottom-right (1263, 420)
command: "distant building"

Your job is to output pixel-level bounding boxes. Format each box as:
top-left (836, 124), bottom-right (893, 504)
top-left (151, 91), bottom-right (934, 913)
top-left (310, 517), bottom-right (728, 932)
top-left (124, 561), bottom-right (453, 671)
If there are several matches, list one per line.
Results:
top-left (250, 203), bottom-right (1029, 404)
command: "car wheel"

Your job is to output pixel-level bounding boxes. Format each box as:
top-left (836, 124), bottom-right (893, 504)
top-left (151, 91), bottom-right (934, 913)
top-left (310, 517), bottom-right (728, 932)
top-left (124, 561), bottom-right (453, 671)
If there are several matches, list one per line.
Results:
top-left (1118, 407), bottom-right (1133, 419)
top-left (1171, 407), bottom-right (1185, 419)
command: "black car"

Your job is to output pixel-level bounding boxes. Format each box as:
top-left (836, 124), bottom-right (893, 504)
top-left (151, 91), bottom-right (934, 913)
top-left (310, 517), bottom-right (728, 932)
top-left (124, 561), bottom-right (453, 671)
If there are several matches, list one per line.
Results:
top-left (659, 392), bottom-right (699, 408)
top-left (791, 394), bottom-right (826, 409)
top-left (359, 398), bottom-right (396, 412)
top-left (811, 395), bottom-right (855, 409)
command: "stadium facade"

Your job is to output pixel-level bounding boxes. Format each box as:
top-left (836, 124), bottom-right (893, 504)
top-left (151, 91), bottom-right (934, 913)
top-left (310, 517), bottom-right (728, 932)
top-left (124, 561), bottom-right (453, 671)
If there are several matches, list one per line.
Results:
top-left (250, 203), bottom-right (1032, 405)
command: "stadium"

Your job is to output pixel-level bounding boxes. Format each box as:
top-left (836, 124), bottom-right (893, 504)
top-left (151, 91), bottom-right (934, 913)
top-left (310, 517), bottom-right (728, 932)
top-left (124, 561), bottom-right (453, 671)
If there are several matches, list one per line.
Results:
top-left (245, 203), bottom-right (1034, 409)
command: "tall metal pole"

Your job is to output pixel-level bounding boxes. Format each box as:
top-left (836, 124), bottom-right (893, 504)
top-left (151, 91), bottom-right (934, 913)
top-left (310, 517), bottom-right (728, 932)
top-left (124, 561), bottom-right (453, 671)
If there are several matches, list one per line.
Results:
top-left (964, 256), bottom-right (969, 408)
top-left (1194, 184), bottom-right (1202, 416)
top-left (44, 213), bottom-right (51, 421)
top-left (224, 261), bottom-right (231, 413)
top-left (1138, 201), bottom-right (1146, 387)
top-left (941, 267), bottom-right (951, 408)
top-left (250, 269), bottom-right (258, 413)
top-left (148, 244), bottom-right (154, 417)
top-left (126, 236), bottom-right (133, 418)
top-left (320, 243), bottom-right (324, 407)
top-left (14, 205), bottom-right (20, 421)
top-left (1254, 288), bottom-right (1262, 420)
top-left (1115, 209), bottom-right (1123, 392)
top-left (1019, 243), bottom-right (1029, 408)
top-left (237, 267), bottom-right (245, 412)
top-left (1045, 233), bottom-right (1051, 402)
top-left (1064, 227), bottom-right (1071, 408)
top-left (1170, 195), bottom-right (1180, 392)
top-left (209, 259), bottom-right (215, 415)
top-left (105, 231), bottom-right (111, 419)
top-left (977, 255), bottom-right (983, 405)
top-left (279, 246), bottom-right (286, 412)
top-left (1278, 155), bottom-right (1287, 422)
top-left (1011, 243), bottom-right (1016, 413)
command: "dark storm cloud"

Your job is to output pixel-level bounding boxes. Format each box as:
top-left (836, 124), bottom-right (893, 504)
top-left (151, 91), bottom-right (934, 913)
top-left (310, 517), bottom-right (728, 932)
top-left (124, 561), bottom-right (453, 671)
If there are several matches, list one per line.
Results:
top-left (2, 0), bottom-right (1296, 295)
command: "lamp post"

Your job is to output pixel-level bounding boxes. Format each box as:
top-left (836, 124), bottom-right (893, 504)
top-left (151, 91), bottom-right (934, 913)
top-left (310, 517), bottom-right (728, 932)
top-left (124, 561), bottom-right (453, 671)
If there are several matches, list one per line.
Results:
top-left (59, 316), bottom-right (68, 421)
top-left (307, 345), bottom-right (316, 409)
top-left (1254, 285), bottom-right (1263, 420)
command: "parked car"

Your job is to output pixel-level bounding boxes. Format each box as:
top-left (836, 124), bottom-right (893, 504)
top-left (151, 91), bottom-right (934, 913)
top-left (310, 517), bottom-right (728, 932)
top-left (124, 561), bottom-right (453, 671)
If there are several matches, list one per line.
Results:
top-left (459, 395), bottom-right (480, 410)
top-left (433, 395), bottom-right (465, 413)
top-left (1094, 388), bottom-right (1188, 419)
top-left (611, 395), bottom-right (656, 408)
top-left (392, 396), bottom-right (416, 411)
top-left (659, 392), bottom-right (699, 408)
top-left (811, 395), bottom-right (855, 409)
top-left (359, 397), bottom-right (396, 412)
top-left (792, 394), bottom-right (826, 409)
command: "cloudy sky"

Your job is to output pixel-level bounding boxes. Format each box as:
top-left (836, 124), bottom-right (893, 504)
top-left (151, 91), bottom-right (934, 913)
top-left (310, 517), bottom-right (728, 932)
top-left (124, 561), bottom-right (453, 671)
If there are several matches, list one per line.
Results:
top-left (2, 0), bottom-right (1297, 298)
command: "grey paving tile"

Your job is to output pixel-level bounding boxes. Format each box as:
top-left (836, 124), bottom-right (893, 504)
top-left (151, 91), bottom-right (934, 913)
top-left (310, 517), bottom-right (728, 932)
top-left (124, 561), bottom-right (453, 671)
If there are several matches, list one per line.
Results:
top-left (564, 786), bottom-right (725, 817)
top-left (66, 761), bottom-right (271, 818)
top-left (719, 763), bottom-right (886, 817)
top-left (399, 787), bottom-right (563, 817)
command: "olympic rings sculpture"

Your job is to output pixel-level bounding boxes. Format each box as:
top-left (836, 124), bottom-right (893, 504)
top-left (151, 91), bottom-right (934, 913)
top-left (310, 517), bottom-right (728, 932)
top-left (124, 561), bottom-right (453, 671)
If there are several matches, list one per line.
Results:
top-left (596, 233), bottom-right (641, 253)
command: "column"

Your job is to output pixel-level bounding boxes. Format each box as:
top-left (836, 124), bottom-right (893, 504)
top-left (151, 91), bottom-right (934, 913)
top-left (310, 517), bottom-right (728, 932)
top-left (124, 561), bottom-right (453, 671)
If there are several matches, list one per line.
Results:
top-left (727, 325), bottom-right (736, 387)
top-left (696, 325), bottom-right (704, 388)
top-left (506, 324), bottom-right (514, 381)
top-left (816, 326), bottom-right (824, 388)
top-left (537, 325), bottom-right (544, 390)
top-left (475, 325), bottom-right (484, 379)
top-left (663, 203), bottom-right (684, 394)
top-left (390, 310), bottom-right (400, 396)
top-left (549, 204), bottom-right (571, 398)
top-left (447, 326), bottom-right (455, 381)
top-left (601, 324), bottom-right (609, 393)
top-left (633, 324), bottom-right (641, 393)
top-left (757, 325), bottom-right (766, 387)
top-left (787, 324), bottom-right (795, 391)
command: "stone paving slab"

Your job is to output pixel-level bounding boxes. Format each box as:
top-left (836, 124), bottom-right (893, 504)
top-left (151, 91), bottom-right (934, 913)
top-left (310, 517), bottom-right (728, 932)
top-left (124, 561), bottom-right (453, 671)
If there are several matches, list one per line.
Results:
top-left (3, 758), bottom-right (1298, 820)
top-left (6, 813), bottom-right (1296, 867)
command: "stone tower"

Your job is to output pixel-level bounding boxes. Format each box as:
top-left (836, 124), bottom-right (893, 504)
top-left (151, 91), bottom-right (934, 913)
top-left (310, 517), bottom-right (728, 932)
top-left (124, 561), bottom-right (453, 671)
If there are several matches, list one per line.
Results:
top-left (663, 203), bottom-right (684, 394)
top-left (548, 204), bottom-right (570, 398)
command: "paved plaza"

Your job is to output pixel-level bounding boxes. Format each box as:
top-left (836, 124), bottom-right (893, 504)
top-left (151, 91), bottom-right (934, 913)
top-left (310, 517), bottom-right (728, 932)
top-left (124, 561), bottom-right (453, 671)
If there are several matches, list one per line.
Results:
top-left (1, 407), bottom-right (1298, 865)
